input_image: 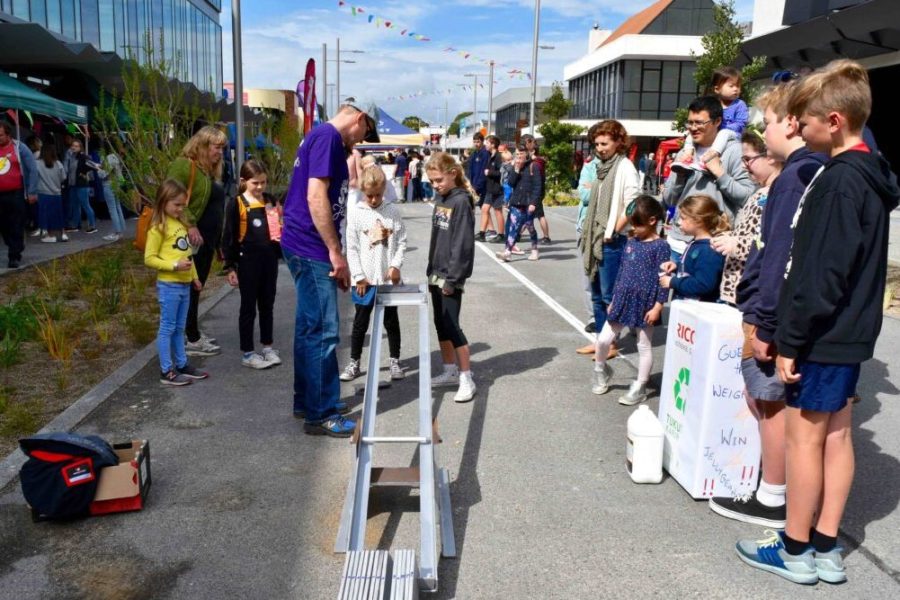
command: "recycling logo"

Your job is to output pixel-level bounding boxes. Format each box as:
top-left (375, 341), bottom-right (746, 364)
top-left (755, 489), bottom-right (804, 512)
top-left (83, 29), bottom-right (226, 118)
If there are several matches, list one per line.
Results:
top-left (673, 367), bottom-right (690, 413)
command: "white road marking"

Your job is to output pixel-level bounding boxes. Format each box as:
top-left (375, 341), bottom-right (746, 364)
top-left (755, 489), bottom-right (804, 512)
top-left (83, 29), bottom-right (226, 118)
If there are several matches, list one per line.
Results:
top-left (475, 241), bottom-right (637, 371)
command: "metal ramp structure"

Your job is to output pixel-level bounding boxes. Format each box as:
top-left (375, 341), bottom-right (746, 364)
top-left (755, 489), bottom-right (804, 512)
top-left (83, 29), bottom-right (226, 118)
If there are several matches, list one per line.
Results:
top-left (335, 284), bottom-right (455, 597)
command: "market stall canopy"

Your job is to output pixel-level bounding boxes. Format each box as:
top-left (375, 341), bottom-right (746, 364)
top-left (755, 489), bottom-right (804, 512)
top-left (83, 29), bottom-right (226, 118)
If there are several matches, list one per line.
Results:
top-left (0, 71), bottom-right (88, 123)
top-left (357, 107), bottom-right (426, 148)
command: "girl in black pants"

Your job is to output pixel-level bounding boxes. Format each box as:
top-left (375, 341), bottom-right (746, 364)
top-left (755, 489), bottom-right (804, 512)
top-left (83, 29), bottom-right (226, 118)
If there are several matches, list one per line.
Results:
top-left (222, 160), bottom-right (282, 369)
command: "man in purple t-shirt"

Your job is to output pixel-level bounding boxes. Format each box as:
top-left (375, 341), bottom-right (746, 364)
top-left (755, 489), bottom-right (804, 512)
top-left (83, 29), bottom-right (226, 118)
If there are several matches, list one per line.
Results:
top-left (282, 102), bottom-right (379, 437)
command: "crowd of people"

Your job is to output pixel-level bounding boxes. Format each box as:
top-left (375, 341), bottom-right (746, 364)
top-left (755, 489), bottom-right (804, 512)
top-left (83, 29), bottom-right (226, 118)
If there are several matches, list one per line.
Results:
top-left (3, 53), bottom-right (897, 588)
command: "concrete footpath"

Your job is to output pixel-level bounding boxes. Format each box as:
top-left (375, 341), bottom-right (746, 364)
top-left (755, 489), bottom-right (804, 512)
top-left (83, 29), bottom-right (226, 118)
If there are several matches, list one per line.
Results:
top-left (0, 204), bottom-right (897, 599)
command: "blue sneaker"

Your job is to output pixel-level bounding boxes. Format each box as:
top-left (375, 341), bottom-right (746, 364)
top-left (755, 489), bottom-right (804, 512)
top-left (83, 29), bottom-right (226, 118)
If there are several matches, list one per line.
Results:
top-left (293, 402), bottom-right (351, 419)
top-left (815, 547), bottom-right (847, 584)
top-left (304, 414), bottom-right (356, 438)
top-left (735, 530), bottom-right (818, 585)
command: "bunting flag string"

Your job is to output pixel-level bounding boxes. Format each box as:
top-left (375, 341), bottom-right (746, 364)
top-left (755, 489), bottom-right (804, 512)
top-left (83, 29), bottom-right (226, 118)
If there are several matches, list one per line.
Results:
top-left (335, 1), bottom-right (530, 78)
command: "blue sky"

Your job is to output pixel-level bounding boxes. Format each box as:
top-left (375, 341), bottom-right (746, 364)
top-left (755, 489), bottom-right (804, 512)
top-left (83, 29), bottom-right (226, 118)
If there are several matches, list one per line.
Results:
top-left (222, 0), bottom-right (755, 125)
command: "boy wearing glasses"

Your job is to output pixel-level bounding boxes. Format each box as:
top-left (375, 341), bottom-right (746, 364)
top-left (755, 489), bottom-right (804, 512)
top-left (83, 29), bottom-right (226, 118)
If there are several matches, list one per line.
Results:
top-left (662, 96), bottom-right (755, 263)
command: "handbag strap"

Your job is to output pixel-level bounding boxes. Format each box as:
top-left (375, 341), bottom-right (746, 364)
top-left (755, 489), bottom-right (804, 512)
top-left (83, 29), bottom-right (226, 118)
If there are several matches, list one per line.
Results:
top-left (185, 159), bottom-right (196, 206)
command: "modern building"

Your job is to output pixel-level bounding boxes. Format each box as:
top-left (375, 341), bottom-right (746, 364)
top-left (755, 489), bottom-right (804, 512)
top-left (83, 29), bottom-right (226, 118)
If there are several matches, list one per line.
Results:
top-left (0, 0), bottom-right (223, 96)
top-left (741, 0), bottom-right (899, 168)
top-left (223, 84), bottom-right (301, 134)
top-left (492, 86), bottom-right (561, 144)
top-left (562, 0), bottom-right (717, 151)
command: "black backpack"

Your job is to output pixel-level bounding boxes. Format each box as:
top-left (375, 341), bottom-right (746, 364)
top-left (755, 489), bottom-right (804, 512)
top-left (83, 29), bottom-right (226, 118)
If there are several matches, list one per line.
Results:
top-left (19, 432), bottom-right (119, 520)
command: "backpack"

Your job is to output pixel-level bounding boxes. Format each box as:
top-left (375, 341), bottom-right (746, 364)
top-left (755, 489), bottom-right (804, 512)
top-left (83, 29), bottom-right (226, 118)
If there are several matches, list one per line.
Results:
top-left (19, 432), bottom-right (119, 520)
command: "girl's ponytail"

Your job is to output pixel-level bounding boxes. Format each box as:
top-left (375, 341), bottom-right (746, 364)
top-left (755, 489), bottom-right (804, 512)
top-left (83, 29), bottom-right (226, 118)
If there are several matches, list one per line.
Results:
top-left (713, 212), bottom-right (732, 236)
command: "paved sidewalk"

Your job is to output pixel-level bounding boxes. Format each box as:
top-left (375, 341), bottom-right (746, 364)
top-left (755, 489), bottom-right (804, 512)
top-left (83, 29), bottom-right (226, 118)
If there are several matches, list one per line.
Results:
top-left (0, 204), bottom-right (897, 598)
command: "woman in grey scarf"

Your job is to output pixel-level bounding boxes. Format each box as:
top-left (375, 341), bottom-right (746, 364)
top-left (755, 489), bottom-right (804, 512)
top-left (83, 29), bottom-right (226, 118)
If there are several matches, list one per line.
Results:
top-left (577, 120), bottom-right (641, 359)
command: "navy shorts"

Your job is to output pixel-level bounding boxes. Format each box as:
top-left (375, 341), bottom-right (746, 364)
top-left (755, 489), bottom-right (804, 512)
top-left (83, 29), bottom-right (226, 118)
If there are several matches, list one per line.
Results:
top-left (785, 360), bottom-right (860, 413)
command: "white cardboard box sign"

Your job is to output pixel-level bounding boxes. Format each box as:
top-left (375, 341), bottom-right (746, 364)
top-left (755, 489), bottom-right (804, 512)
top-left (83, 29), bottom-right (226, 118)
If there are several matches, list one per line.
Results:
top-left (657, 301), bottom-right (761, 499)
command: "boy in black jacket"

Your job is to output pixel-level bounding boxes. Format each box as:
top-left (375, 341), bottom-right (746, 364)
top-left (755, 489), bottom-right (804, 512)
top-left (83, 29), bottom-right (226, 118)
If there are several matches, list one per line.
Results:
top-left (737, 61), bottom-right (900, 585)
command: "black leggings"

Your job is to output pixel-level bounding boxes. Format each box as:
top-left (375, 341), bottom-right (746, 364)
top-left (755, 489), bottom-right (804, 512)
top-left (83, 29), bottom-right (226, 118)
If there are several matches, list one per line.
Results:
top-left (350, 303), bottom-right (400, 361)
top-left (238, 248), bottom-right (279, 352)
top-left (429, 285), bottom-right (467, 348)
top-left (185, 240), bottom-right (214, 342)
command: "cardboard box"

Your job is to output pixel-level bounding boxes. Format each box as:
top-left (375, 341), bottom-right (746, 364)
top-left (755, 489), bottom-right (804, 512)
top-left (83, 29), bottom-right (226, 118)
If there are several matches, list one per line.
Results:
top-left (89, 440), bottom-right (151, 516)
top-left (657, 301), bottom-right (761, 499)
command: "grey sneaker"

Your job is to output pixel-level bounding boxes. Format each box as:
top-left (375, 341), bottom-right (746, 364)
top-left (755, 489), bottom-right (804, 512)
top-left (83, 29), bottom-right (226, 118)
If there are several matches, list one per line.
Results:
top-left (199, 331), bottom-right (218, 345)
top-left (242, 352), bottom-right (272, 370)
top-left (160, 369), bottom-right (191, 386)
top-left (261, 347), bottom-right (282, 366)
top-left (618, 381), bottom-right (648, 405)
top-left (591, 364), bottom-right (613, 395)
top-left (186, 338), bottom-right (221, 356)
top-left (735, 530), bottom-right (818, 585)
top-left (340, 359), bottom-right (361, 381)
top-left (815, 547), bottom-right (847, 584)
top-left (389, 358), bottom-right (405, 380)
top-left (431, 368), bottom-right (459, 388)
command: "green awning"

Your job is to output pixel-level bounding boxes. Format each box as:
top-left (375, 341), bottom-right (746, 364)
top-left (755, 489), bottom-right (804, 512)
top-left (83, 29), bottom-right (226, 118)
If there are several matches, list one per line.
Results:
top-left (0, 70), bottom-right (88, 123)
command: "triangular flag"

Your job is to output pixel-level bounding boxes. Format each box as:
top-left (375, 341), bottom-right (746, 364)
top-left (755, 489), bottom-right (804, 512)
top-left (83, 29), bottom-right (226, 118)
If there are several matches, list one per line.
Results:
top-left (338, 1), bottom-right (345, 5)
top-left (367, 15), bottom-right (373, 23)
top-left (385, 21), bottom-right (391, 27)
top-left (401, 29), bottom-right (407, 35)
top-left (23, 110), bottom-right (33, 126)
top-left (351, 6), bottom-right (356, 16)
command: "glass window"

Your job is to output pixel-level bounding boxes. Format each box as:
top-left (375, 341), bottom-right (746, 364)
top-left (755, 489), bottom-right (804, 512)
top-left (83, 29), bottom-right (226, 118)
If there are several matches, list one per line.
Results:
top-left (660, 93), bottom-right (679, 112)
top-left (114, 0), bottom-right (124, 54)
top-left (126, 0), bottom-right (138, 59)
top-left (81, 0), bottom-right (100, 47)
top-left (680, 62), bottom-right (696, 93)
top-left (641, 93), bottom-right (659, 112)
top-left (624, 60), bottom-right (641, 92)
top-left (623, 92), bottom-right (639, 111)
top-left (642, 66), bottom-right (660, 92)
top-left (98, 0), bottom-right (113, 51)
top-left (12, 0), bottom-right (28, 18)
top-left (60, 0), bottom-right (74, 37)
top-left (30, 0), bottom-right (47, 26)
top-left (662, 61), bottom-right (679, 93)
top-left (679, 93), bottom-right (696, 109)
top-left (46, 0), bottom-right (61, 32)
top-left (73, 0), bottom-right (80, 40)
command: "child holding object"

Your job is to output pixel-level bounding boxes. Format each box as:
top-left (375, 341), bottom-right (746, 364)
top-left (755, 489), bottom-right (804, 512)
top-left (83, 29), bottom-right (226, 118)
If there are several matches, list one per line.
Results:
top-left (591, 196), bottom-right (670, 405)
top-left (340, 165), bottom-right (408, 382)
top-left (222, 159), bottom-right (283, 370)
top-left (144, 179), bottom-right (208, 386)
top-left (736, 60), bottom-right (899, 586)
top-left (658, 195), bottom-right (729, 302)
top-left (425, 152), bottom-right (477, 403)
top-left (675, 66), bottom-right (749, 174)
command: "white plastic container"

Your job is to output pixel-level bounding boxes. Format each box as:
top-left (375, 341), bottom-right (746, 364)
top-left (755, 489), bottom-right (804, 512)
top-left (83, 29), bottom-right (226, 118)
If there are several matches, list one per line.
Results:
top-left (626, 405), bottom-right (664, 484)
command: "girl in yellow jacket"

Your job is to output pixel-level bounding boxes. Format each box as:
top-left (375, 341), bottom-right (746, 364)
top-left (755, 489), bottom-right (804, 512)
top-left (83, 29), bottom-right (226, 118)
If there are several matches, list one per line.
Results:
top-left (144, 179), bottom-right (208, 386)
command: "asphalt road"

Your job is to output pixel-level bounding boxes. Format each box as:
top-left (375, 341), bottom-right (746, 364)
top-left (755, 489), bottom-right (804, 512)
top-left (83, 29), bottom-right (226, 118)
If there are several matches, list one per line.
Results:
top-left (1, 204), bottom-right (898, 599)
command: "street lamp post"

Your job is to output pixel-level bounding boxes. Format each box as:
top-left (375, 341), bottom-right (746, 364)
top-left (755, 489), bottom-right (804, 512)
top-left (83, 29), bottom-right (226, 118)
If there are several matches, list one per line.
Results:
top-left (335, 38), bottom-right (365, 111)
top-left (464, 72), bottom-right (490, 132)
top-left (487, 61), bottom-right (494, 135)
top-left (529, 0), bottom-right (541, 135)
top-left (322, 43), bottom-right (327, 118)
top-left (232, 0), bottom-right (244, 173)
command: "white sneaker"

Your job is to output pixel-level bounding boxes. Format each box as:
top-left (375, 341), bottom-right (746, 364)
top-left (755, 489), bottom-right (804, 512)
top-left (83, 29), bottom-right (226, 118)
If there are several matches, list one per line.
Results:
top-left (261, 347), bottom-right (282, 366)
top-left (102, 233), bottom-right (121, 241)
top-left (242, 352), bottom-right (272, 369)
top-left (29, 229), bottom-right (44, 237)
top-left (185, 338), bottom-right (221, 356)
top-left (340, 359), bottom-right (361, 381)
top-left (618, 381), bottom-right (648, 405)
top-left (389, 357), bottom-right (405, 380)
top-left (453, 372), bottom-right (476, 402)
top-left (528, 249), bottom-right (539, 261)
top-left (199, 331), bottom-right (218, 345)
top-left (40, 236), bottom-right (58, 244)
top-left (495, 250), bottom-right (511, 262)
top-left (431, 367), bottom-right (459, 388)
top-left (61, 234), bottom-right (69, 242)
top-left (591, 363), bottom-right (613, 395)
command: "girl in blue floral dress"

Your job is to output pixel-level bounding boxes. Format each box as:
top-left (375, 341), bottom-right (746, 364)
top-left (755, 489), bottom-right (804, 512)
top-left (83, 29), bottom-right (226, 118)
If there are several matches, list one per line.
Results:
top-left (592, 195), bottom-right (670, 405)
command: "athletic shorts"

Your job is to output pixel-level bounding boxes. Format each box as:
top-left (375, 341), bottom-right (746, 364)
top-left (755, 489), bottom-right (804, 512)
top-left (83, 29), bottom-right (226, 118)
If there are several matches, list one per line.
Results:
top-left (532, 200), bottom-right (545, 219)
top-left (482, 192), bottom-right (504, 210)
top-left (741, 357), bottom-right (785, 402)
top-left (785, 360), bottom-right (860, 413)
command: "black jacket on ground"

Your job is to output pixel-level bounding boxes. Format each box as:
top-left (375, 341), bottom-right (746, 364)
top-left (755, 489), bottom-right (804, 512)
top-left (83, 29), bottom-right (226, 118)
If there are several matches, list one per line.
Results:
top-left (507, 159), bottom-right (542, 209)
top-left (775, 148), bottom-right (899, 363)
top-left (427, 187), bottom-right (475, 292)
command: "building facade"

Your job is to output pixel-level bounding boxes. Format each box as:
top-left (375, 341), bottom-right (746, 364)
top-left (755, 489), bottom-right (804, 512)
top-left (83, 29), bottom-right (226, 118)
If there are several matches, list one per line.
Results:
top-left (0, 0), bottom-right (222, 95)
top-left (563, 0), bottom-right (716, 145)
top-left (492, 86), bottom-right (559, 144)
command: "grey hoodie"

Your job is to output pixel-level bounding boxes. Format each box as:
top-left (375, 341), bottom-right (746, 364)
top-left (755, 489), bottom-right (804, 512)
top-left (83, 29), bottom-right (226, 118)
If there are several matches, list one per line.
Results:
top-left (662, 136), bottom-right (756, 247)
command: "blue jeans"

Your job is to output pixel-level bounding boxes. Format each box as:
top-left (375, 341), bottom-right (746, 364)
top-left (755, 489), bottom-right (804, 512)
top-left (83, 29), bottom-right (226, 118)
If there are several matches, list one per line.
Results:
top-left (69, 187), bottom-right (95, 228)
top-left (590, 235), bottom-right (626, 331)
top-left (156, 281), bottom-right (190, 373)
top-left (283, 250), bottom-right (341, 423)
top-left (102, 181), bottom-right (125, 233)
